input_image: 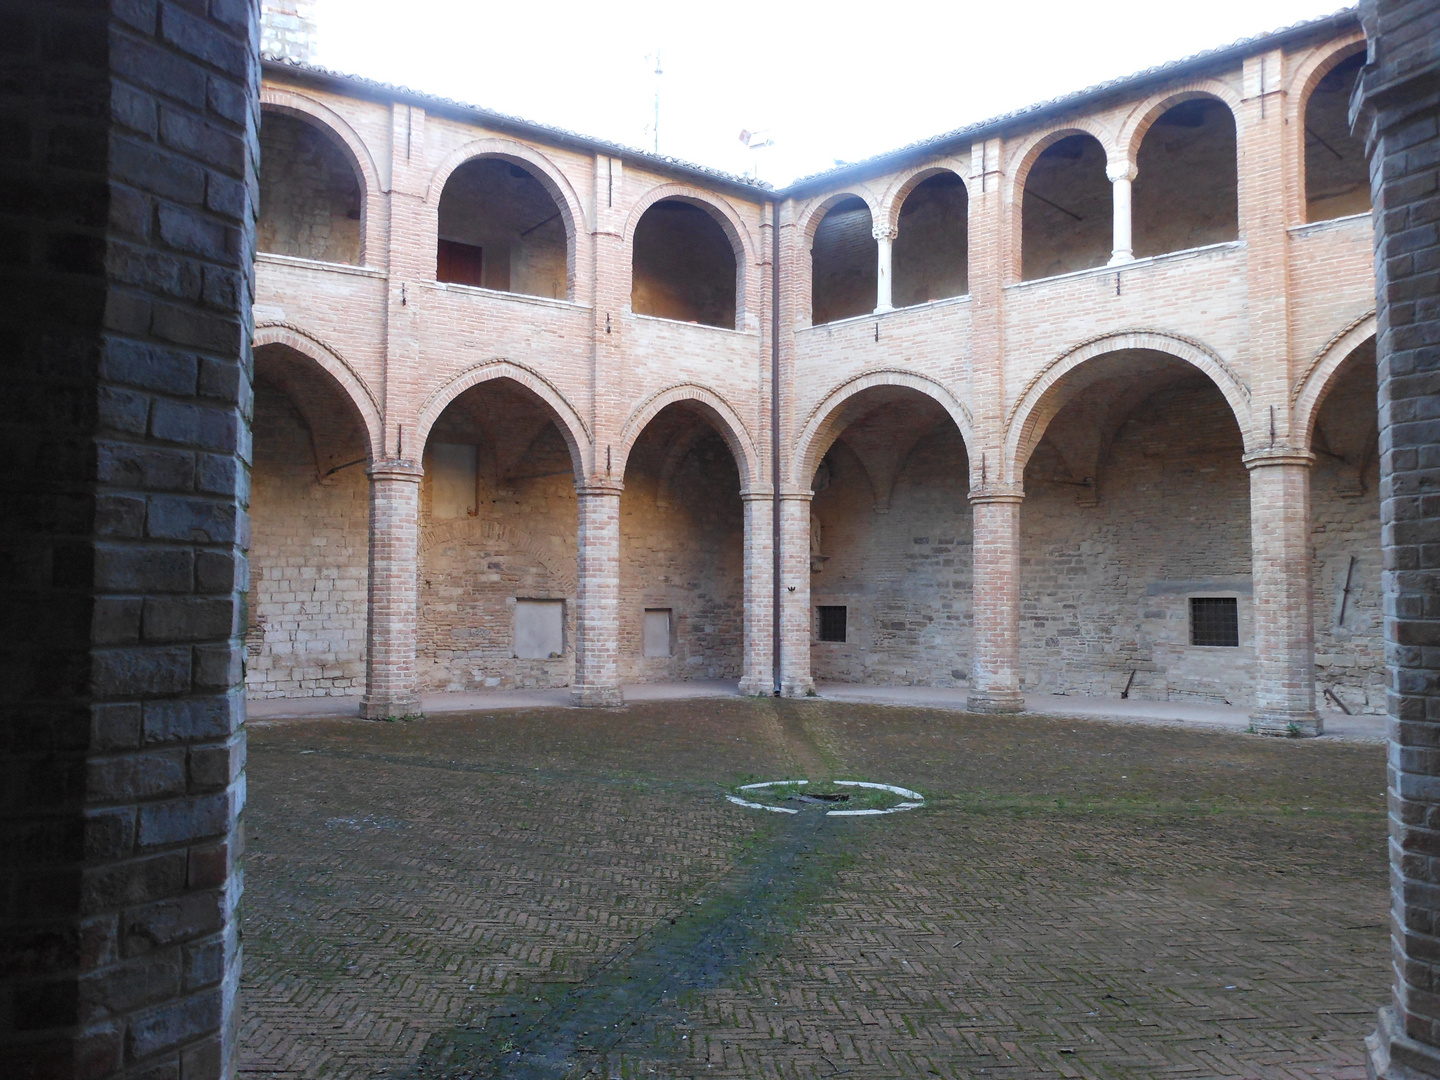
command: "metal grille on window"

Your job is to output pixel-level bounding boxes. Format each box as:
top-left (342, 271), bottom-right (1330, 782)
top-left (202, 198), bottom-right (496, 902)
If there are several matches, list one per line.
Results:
top-left (1190, 597), bottom-right (1239, 647)
top-left (818, 605), bottom-right (847, 643)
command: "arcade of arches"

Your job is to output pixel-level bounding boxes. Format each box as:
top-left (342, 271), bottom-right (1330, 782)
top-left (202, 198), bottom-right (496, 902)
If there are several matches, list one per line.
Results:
top-left (247, 21), bottom-right (1381, 736)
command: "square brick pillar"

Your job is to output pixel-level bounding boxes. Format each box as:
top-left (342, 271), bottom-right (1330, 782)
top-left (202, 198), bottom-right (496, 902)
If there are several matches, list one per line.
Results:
top-left (1352, 1), bottom-right (1440, 1074)
top-left (967, 491), bottom-right (1025, 713)
top-left (778, 492), bottom-right (815, 697)
top-left (361, 460), bottom-right (423, 719)
top-left (0, 1), bottom-right (258, 1076)
top-left (1244, 450), bottom-right (1321, 736)
top-left (739, 491), bottom-right (776, 695)
top-left (573, 485), bottom-right (624, 707)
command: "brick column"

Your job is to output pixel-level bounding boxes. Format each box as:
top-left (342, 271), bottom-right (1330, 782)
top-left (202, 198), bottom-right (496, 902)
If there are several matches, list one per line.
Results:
top-left (361, 460), bottom-right (423, 719)
top-left (779, 491), bottom-right (815, 696)
top-left (1352, 3), bottom-right (1440, 1074)
top-left (873, 225), bottom-right (897, 312)
top-left (739, 491), bottom-right (776, 695)
top-left (968, 490), bottom-right (1025, 713)
top-left (574, 484), bottom-right (624, 706)
top-left (1107, 160), bottom-right (1137, 265)
top-left (1244, 450), bottom-right (1321, 736)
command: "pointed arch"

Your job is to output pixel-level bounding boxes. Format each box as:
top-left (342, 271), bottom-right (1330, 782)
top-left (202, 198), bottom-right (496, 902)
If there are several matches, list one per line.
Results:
top-left (415, 360), bottom-right (591, 482)
top-left (253, 322), bottom-right (382, 459)
top-left (1293, 311), bottom-right (1377, 445)
top-left (792, 370), bottom-right (975, 490)
top-left (615, 384), bottom-right (760, 493)
top-left (1004, 329), bottom-right (1253, 484)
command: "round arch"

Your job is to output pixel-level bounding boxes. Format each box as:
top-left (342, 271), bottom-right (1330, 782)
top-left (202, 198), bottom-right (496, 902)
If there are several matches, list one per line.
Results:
top-left (1293, 311), bottom-right (1377, 445)
top-left (1004, 120), bottom-right (1118, 209)
top-left (878, 163), bottom-right (972, 236)
top-left (414, 360), bottom-right (592, 482)
top-left (623, 183), bottom-right (758, 270)
top-left (427, 138), bottom-right (588, 235)
top-left (259, 89), bottom-right (382, 262)
top-left (791, 370), bottom-right (976, 491)
top-left (1119, 82), bottom-right (1242, 164)
top-left (614, 384), bottom-right (761, 493)
top-left (1004, 329), bottom-right (1253, 484)
top-left (796, 188), bottom-right (884, 249)
top-left (253, 322), bottom-right (383, 459)
top-left (1289, 32), bottom-right (1369, 132)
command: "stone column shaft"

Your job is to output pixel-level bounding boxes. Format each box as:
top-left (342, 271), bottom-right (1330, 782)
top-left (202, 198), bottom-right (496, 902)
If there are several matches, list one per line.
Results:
top-left (1107, 162), bottom-right (1136, 265)
top-left (874, 225), bottom-right (897, 312)
top-left (362, 460), bottom-right (423, 718)
top-left (779, 492), bottom-right (815, 696)
top-left (967, 491), bottom-right (1025, 713)
top-left (1245, 450), bottom-right (1320, 735)
top-left (573, 484), bottom-right (624, 706)
top-left (739, 491), bottom-right (776, 695)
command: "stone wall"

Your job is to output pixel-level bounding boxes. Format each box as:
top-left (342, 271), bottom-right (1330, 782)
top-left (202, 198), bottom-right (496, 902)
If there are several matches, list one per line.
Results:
top-left (257, 111), bottom-right (361, 264)
top-left (246, 381), bottom-right (368, 697)
top-left (631, 200), bottom-right (738, 328)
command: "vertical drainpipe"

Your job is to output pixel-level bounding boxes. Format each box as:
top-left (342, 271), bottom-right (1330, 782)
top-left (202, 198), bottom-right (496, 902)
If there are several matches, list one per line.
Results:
top-left (772, 198), bottom-right (783, 697)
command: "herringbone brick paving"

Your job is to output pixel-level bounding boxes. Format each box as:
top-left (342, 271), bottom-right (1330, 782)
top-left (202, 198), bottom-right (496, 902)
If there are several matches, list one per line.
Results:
top-left (239, 700), bottom-right (1386, 1079)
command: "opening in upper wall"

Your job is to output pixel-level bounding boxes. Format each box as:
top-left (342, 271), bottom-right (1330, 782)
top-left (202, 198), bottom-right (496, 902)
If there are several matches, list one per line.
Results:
top-left (1305, 51), bottom-right (1371, 222)
top-left (631, 198), bottom-right (738, 328)
top-left (1133, 97), bottom-right (1238, 257)
top-left (436, 157), bottom-right (570, 299)
top-left (1021, 133), bottom-right (1111, 281)
top-left (894, 172), bottom-right (969, 306)
top-left (258, 110), bottom-right (363, 265)
top-left (811, 197), bottom-right (876, 325)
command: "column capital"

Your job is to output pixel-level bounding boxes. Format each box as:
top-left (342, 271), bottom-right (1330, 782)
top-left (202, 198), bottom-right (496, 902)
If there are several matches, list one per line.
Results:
top-left (367, 459), bottom-right (423, 482)
top-left (872, 225), bottom-right (898, 243)
top-left (778, 489), bottom-right (814, 503)
top-left (739, 487), bottom-right (776, 503)
top-left (576, 480), bottom-right (624, 498)
top-left (1106, 160), bottom-right (1138, 183)
top-left (968, 485), bottom-right (1025, 505)
top-left (1242, 447), bottom-right (1315, 470)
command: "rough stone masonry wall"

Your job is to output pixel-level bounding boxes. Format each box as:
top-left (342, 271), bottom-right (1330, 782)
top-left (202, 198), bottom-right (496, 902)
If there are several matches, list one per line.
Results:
top-left (257, 112), bottom-right (361, 264)
top-left (1020, 382), bottom-right (1256, 704)
top-left (245, 382), bottom-right (368, 698)
top-left (417, 426), bottom-right (579, 692)
top-left (0, 1), bottom-right (257, 1076)
top-left (810, 425), bottom-right (974, 685)
top-left (618, 429), bottom-right (745, 683)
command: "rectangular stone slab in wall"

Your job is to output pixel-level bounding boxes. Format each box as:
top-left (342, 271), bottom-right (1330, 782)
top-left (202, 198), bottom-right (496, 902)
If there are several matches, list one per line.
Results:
top-left (515, 599), bottom-right (565, 658)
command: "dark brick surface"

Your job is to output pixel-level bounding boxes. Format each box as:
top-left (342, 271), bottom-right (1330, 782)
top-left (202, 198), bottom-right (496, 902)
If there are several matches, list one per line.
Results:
top-left (240, 699), bottom-right (1387, 1079)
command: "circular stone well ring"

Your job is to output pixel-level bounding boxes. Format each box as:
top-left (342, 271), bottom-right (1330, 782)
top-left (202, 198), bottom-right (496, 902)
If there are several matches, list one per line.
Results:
top-left (725, 779), bottom-right (924, 817)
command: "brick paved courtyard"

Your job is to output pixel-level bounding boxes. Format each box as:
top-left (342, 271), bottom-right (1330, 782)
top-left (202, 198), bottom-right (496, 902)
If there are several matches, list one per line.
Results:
top-left (238, 700), bottom-right (1388, 1080)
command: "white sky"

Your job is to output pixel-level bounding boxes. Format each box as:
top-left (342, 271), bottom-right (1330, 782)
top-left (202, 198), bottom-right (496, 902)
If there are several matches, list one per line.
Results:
top-left (313, 0), bottom-right (1353, 186)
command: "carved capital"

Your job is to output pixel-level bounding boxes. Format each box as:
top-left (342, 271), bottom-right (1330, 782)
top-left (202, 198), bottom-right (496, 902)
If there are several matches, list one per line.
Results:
top-left (872, 225), bottom-right (899, 243)
top-left (1106, 160), bottom-right (1138, 184)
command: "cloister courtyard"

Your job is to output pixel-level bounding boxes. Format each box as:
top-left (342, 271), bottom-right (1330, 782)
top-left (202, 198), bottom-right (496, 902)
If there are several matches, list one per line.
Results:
top-left (237, 700), bottom-right (1388, 1080)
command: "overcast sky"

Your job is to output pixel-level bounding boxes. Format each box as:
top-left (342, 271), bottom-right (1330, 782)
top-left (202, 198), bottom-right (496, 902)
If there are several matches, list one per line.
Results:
top-left (312, 0), bottom-right (1354, 186)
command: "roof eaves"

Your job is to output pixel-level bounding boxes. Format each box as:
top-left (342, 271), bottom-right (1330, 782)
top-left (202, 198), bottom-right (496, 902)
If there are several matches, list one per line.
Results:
top-left (780, 6), bottom-right (1361, 196)
top-left (260, 56), bottom-right (775, 199)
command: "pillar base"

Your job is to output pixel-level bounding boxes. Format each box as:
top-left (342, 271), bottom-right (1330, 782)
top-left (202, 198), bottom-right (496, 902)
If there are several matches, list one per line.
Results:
top-left (1369, 1007), bottom-right (1440, 1079)
top-left (1249, 709), bottom-right (1323, 737)
top-left (360, 694), bottom-right (421, 720)
top-left (966, 690), bottom-right (1024, 714)
top-left (571, 684), bottom-right (624, 708)
top-left (738, 676), bottom-right (776, 697)
top-left (780, 677), bottom-right (815, 698)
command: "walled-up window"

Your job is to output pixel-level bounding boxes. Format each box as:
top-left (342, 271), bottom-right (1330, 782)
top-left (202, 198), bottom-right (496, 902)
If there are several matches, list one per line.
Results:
top-left (436, 158), bottom-right (568, 299)
top-left (1021, 134), bottom-right (1111, 281)
top-left (811, 197), bottom-right (877, 324)
top-left (631, 199), bottom-right (737, 327)
top-left (1306, 51), bottom-right (1371, 222)
top-left (893, 173), bottom-right (968, 306)
top-left (1133, 98), bottom-right (1238, 257)
top-left (258, 112), bottom-right (362, 264)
